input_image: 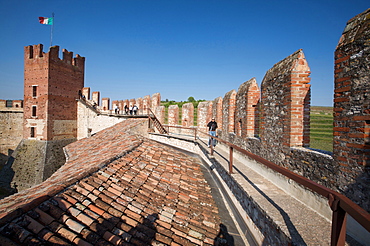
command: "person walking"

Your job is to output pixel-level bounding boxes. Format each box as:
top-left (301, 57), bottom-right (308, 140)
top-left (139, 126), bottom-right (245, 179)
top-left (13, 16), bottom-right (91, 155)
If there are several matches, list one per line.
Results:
top-left (207, 118), bottom-right (218, 147)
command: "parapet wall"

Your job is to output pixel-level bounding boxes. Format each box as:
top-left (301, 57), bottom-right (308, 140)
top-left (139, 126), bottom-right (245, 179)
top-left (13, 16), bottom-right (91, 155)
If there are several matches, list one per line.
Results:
top-left (163, 9), bottom-right (369, 212)
top-left (81, 88), bottom-right (161, 116)
top-left (334, 9), bottom-right (370, 211)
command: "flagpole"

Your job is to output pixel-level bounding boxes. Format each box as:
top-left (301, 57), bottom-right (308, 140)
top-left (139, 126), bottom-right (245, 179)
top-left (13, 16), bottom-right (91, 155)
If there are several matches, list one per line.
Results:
top-left (50, 12), bottom-right (54, 47)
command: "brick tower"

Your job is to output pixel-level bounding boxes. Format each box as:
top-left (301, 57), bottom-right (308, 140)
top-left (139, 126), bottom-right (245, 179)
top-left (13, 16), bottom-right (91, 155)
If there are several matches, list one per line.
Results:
top-left (9, 44), bottom-right (85, 191)
top-left (23, 44), bottom-right (85, 140)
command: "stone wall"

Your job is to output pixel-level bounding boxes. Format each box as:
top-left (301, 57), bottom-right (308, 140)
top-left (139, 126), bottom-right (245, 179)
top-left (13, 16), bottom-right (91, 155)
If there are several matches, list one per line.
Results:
top-left (1, 138), bottom-right (74, 192)
top-left (0, 111), bottom-right (23, 166)
top-left (333, 9), bottom-right (370, 211)
top-left (0, 100), bottom-right (23, 111)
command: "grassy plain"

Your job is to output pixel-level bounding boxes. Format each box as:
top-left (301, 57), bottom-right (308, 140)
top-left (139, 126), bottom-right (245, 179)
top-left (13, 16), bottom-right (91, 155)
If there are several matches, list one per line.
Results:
top-left (310, 106), bottom-right (333, 152)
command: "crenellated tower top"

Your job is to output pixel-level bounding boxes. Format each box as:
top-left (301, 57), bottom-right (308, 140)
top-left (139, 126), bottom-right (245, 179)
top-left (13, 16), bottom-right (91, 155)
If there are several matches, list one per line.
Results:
top-left (24, 44), bottom-right (85, 70)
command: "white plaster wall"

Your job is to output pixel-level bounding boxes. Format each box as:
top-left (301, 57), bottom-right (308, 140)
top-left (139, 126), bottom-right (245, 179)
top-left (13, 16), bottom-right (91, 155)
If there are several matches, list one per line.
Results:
top-left (77, 101), bottom-right (126, 140)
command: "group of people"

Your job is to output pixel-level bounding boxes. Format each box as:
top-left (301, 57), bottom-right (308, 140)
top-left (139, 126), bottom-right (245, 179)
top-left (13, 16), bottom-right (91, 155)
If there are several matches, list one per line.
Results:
top-left (114, 105), bottom-right (139, 115)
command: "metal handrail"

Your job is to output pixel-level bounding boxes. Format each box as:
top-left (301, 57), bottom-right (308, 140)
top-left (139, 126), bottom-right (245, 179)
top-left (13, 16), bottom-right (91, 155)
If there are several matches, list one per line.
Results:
top-left (162, 125), bottom-right (370, 246)
top-left (148, 108), bottom-right (168, 134)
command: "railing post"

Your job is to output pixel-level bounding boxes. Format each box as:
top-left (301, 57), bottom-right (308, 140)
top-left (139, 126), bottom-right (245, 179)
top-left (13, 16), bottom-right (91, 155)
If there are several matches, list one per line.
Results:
top-left (229, 146), bottom-right (233, 174)
top-left (329, 194), bottom-right (347, 246)
top-left (210, 138), bottom-right (214, 156)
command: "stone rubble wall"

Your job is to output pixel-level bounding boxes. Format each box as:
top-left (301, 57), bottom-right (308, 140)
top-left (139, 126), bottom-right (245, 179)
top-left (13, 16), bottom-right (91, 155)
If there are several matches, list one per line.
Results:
top-left (333, 8), bottom-right (370, 212)
top-left (0, 111), bottom-right (23, 166)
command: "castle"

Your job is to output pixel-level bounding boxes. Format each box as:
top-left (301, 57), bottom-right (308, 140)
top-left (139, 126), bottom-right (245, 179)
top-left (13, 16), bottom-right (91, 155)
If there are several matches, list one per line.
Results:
top-left (0, 8), bottom-right (368, 245)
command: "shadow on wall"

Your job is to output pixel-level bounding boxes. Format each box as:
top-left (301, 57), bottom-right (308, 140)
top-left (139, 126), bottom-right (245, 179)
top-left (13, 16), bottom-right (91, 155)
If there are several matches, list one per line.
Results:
top-left (344, 169), bottom-right (370, 213)
top-left (233, 166), bottom-right (306, 246)
top-left (0, 150), bottom-right (17, 199)
top-left (0, 149), bottom-right (15, 166)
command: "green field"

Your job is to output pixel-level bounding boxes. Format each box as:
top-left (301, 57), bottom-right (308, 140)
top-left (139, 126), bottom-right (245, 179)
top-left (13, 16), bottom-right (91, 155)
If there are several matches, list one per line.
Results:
top-left (310, 106), bottom-right (333, 152)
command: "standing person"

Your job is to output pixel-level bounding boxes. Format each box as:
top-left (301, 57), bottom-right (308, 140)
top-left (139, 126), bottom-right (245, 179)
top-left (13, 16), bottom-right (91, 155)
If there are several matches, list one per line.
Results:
top-left (114, 105), bottom-right (119, 114)
top-left (133, 105), bottom-right (138, 115)
top-left (207, 118), bottom-right (218, 147)
top-left (124, 105), bottom-right (129, 115)
top-left (129, 105), bottom-right (133, 115)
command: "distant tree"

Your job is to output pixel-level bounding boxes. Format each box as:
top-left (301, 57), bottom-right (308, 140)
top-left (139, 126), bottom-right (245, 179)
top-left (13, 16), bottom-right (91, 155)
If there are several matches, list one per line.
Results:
top-left (187, 96), bottom-right (195, 102)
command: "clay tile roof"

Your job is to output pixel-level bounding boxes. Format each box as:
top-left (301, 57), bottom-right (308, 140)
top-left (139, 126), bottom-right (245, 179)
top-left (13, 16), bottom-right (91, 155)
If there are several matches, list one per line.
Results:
top-left (0, 119), bottom-right (222, 245)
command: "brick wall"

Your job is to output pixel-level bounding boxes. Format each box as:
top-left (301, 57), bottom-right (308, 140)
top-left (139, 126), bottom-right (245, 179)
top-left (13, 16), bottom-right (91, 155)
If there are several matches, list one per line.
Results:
top-left (143, 95), bottom-right (150, 114)
top-left (23, 44), bottom-right (85, 140)
top-left (213, 97), bottom-right (223, 131)
top-left (197, 101), bottom-right (212, 133)
top-left (222, 90), bottom-right (237, 135)
top-left (92, 91), bottom-right (100, 105)
top-left (151, 92), bottom-right (161, 109)
top-left (136, 97), bottom-right (143, 114)
top-left (102, 98), bottom-right (110, 111)
top-left (235, 78), bottom-right (260, 138)
top-left (182, 103), bottom-right (194, 127)
top-left (82, 87), bottom-right (90, 100)
top-left (155, 105), bottom-right (165, 124)
top-left (168, 105), bottom-right (179, 126)
top-left (260, 49), bottom-right (310, 153)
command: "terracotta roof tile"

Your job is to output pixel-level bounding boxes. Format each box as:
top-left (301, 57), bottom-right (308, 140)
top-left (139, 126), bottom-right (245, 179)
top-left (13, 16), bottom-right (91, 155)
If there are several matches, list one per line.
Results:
top-left (65, 217), bottom-right (86, 233)
top-left (76, 211), bottom-right (95, 227)
top-left (73, 237), bottom-right (93, 246)
top-left (0, 119), bottom-right (225, 245)
top-left (48, 235), bottom-right (71, 245)
top-left (57, 226), bottom-right (79, 242)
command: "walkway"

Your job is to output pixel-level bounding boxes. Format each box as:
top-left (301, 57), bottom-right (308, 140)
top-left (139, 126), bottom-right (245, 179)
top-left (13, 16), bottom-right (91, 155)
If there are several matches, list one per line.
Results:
top-left (153, 132), bottom-right (362, 245)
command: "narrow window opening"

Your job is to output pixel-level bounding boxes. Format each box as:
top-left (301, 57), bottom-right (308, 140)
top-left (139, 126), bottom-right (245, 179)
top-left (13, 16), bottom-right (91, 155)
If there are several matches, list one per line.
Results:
top-left (32, 106), bottom-right (37, 117)
top-left (6, 100), bottom-right (12, 107)
top-left (30, 127), bottom-right (35, 138)
top-left (32, 85), bottom-right (37, 98)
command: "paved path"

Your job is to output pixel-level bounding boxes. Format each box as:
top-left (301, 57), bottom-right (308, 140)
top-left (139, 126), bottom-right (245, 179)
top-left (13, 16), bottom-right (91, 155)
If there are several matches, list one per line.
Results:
top-left (192, 135), bottom-right (364, 246)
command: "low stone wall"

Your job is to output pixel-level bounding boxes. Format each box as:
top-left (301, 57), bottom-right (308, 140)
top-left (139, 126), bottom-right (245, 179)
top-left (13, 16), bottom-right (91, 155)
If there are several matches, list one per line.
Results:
top-left (220, 133), bottom-right (337, 191)
top-left (4, 138), bottom-right (74, 192)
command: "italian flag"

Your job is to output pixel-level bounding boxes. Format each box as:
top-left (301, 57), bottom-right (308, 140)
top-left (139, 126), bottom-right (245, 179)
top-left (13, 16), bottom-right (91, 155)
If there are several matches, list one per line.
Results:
top-left (38, 17), bottom-right (53, 25)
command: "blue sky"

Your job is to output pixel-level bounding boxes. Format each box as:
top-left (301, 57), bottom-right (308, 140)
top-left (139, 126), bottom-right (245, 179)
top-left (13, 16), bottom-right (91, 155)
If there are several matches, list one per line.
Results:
top-left (0, 1), bottom-right (368, 106)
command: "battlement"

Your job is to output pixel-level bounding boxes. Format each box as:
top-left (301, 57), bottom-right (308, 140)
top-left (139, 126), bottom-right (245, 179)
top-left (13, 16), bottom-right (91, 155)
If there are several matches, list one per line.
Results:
top-left (24, 44), bottom-right (85, 70)
top-left (0, 99), bottom-right (23, 111)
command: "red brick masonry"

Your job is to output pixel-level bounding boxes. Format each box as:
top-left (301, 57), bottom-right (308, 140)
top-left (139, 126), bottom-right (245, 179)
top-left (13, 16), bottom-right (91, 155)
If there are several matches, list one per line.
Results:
top-left (0, 119), bottom-right (222, 245)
